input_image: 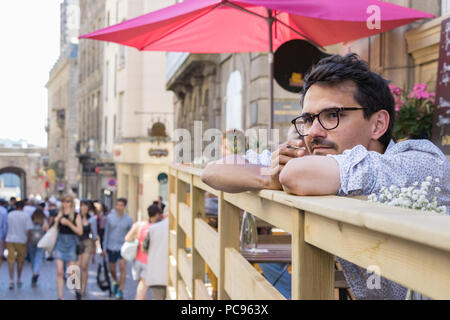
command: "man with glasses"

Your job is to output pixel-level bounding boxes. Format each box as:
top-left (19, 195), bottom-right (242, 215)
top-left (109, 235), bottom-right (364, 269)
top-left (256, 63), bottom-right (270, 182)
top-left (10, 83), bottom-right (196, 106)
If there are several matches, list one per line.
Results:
top-left (202, 53), bottom-right (450, 299)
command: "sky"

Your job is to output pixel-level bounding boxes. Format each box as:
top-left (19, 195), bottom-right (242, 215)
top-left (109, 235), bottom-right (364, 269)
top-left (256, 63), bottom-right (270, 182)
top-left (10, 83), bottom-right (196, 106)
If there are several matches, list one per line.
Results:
top-left (0, 0), bottom-right (63, 147)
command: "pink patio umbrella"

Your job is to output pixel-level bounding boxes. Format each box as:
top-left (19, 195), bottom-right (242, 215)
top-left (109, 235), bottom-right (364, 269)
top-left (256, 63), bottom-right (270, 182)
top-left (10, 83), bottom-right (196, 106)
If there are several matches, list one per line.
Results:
top-left (80, 0), bottom-right (434, 129)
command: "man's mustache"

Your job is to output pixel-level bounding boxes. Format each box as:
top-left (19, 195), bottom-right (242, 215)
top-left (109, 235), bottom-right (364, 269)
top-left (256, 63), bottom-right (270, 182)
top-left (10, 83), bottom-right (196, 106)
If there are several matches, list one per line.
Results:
top-left (309, 139), bottom-right (337, 151)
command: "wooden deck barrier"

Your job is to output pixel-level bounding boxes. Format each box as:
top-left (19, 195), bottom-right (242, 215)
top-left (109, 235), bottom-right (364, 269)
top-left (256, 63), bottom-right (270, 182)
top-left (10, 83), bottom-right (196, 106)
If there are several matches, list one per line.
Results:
top-left (168, 164), bottom-right (450, 300)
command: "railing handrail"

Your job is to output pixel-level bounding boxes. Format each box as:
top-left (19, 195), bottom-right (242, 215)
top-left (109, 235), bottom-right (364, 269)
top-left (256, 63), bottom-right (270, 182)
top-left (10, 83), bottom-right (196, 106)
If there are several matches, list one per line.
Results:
top-left (170, 164), bottom-right (450, 253)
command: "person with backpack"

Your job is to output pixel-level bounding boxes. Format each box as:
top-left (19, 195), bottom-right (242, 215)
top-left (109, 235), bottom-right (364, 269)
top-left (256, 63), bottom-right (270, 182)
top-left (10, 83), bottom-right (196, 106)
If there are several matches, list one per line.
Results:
top-left (124, 203), bottom-right (161, 300)
top-left (29, 208), bottom-right (49, 287)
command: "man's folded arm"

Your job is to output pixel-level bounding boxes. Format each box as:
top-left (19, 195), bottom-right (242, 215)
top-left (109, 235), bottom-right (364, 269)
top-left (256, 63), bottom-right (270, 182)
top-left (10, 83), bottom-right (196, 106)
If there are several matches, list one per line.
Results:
top-left (279, 156), bottom-right (341, 196)
top-left (201, 155), bottom-right (280, 193)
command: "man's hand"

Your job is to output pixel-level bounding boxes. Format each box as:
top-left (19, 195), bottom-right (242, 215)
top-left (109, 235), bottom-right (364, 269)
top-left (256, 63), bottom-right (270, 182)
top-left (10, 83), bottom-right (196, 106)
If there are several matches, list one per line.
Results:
top-left (102, 249), bottom-right (107, 257)
top-left (267, 139), bottom-right (308, 189)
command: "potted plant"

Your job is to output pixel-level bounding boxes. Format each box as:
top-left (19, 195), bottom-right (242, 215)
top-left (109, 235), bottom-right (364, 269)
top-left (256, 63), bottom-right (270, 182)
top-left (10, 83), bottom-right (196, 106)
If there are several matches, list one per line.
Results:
top-left (389, 83), bottom-right (436, 141)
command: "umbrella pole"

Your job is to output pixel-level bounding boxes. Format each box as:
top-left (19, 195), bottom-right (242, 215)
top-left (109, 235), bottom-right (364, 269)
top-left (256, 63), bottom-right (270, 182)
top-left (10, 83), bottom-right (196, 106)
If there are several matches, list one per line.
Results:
top-left (267, 9), bottom-right (274, 129)
top-left (267, 9), bottom-right (274, 132)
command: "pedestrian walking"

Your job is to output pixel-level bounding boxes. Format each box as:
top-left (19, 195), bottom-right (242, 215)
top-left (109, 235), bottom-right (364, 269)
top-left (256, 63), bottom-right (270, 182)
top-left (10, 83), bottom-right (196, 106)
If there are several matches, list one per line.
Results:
top-left (102, 198), bottom-right (133, 300)
top-left (94, 202), bottom-right (108, 252)
top-left (78, 200), bottom-right (98, 298)
top-left (53, 195), bottom-right (82, 300)
top-left (29, 208), bottom-right (49, 287)
top-left (146, 211), bottom-right (169, 300)
top-left (5, 200), bottom-right (33, 289)
top-left (0, 199), bottom-right (8, 267)
top-left (8, 197), bottom-right (17, 213)
top-left (124, 203), bottom-right (161, 300)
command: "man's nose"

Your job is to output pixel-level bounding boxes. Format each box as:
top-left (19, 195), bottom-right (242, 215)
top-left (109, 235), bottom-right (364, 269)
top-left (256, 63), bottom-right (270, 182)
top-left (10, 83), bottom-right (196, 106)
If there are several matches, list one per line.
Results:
top-left (307, 117), bottom-right (327, 138)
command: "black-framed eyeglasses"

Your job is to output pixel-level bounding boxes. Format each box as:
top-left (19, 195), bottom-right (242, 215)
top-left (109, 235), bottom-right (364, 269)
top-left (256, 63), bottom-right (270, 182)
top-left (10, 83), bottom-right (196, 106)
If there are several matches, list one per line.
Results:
top-left (290, 107), bottom-right (367, 137)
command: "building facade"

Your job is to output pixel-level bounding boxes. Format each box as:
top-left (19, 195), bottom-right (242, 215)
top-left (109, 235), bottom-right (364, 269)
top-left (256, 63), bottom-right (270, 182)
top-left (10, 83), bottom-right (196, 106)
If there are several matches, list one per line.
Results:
top-left (103, 0), bottom-right (175, 220)
top-left (46, 43), bottom-right (79, 196)
top-left (77, 0), bottom-right (107, 200)
top-left (46, 0), bottom-right (80, 197)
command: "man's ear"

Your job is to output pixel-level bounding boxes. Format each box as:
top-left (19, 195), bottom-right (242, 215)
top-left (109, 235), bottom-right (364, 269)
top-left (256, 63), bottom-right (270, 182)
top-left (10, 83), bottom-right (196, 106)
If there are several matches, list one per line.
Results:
top-left (371, 110), bottom-right (390, 140)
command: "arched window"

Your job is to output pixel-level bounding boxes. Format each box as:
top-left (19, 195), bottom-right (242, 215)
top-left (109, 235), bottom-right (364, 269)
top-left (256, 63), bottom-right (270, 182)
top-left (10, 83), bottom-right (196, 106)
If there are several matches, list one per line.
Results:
top-left (226, 70), bottom-right (243, 130)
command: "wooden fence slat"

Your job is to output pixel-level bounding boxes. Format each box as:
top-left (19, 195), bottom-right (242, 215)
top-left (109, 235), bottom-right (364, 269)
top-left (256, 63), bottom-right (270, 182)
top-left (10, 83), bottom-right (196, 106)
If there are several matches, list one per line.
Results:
top-left (291, 209), bottom-right (334, 300)
top-left (178, 279), bottom-right (192, 300)
top-left (223, 192), bottom-right (293, 233)
top-left (304, 212), bottom-right (450, 300)
top-left (224, 248), bottom-right (286, 300)
top-left (178, 203), bottom-right (192, 239)
top-left (194, 218), bottom-right (219, 275)
top-left (195, 279), bottom-right (212, 300)
top-left (178, 249), bottom-right (193, 294)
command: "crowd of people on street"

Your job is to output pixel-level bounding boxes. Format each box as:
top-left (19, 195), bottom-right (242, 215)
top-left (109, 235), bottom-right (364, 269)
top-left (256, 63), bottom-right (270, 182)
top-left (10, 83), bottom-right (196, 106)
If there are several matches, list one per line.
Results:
top-left (0, 194), bottom-right (168, 300)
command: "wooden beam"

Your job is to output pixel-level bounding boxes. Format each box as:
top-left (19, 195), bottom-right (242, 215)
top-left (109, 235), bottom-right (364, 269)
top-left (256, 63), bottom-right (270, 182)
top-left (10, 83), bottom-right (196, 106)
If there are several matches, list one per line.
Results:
top-left (179, 203), bottom-right (192, 239)
top-left (169, 230), bottom-right (176, 256)
top-left (177, 279), bottom-right (192, 300)
top-left (291, 208), bottom-right (334, 300)
top-left (224, 248), bottom-right (286, 300)
top-left (169, 193), bottom-right (177, 218)
top-left (191, 179), bottom-right (206, 300)
top-left (304, 212), bottom-right (450, 300)
top-left (178, 170), bottom-right (191, 184)
top-left (218, 194), bottom-right (240, 300)
top-left (195, 279), bottom-right (212, 300)
top-left (178, 249), bottom-right (193, 294)
top-left (223, 192), bottom-right (293, 233)
top-left (175, 177), bottom-right (187, 300)
top-left (194, 218), bottom-right (219, 275)
top-left (192, 175), bottom-right (220, 196)
top-left (169, 255), bottom-right (177, 286)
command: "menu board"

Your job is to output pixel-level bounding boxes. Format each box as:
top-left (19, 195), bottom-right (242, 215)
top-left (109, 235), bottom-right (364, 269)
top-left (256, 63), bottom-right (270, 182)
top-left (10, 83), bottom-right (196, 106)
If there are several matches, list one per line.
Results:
top-left (432, 17), bottom-right (450, 154)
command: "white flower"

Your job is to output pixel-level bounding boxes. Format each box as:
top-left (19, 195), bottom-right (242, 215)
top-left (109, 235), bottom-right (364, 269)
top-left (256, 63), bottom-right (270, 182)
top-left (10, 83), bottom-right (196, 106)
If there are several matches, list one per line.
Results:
top-left (435, 187), bottom-right (441, 193)
top-left (434, 178), bottom-right (440, 183)
top-left (426, 176), bottom-right (433, 182)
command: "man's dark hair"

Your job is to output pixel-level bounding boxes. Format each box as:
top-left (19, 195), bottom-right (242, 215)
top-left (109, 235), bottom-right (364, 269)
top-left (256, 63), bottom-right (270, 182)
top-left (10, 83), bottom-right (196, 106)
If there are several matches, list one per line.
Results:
top-left (15, 200), bottom-right (25, 210)
top-left (117, 198), bottom-right (127, 206)
top-left (10, 197), bottom-right (16, 202)
top-left (147, 203), bottom-right (162, 218)
top-left (301, 53), bottom-right (395, 149)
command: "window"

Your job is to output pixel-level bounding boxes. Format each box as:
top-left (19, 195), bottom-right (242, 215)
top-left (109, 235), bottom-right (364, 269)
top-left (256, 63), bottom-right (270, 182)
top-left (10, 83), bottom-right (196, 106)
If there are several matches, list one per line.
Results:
top-left (443, 0), bottom-right (450, 15)
top-left (119, 45), bottom-right (126, 67)
top-left (105, 61), bottom-right (109, 101)
top-left (225, 70), bottom-right (243, 130)
top-left (114, 54), bottom-right (117, 97)
top-left (113, 114), bottom-right (117, 141)
top-left (105, 116), bottom-right (108, 145)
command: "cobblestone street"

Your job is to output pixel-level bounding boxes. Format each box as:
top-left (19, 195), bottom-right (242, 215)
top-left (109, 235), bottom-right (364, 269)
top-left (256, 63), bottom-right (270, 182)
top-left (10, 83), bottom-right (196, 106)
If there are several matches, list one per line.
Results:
top-left (0, 254), bottom-right (140, 300)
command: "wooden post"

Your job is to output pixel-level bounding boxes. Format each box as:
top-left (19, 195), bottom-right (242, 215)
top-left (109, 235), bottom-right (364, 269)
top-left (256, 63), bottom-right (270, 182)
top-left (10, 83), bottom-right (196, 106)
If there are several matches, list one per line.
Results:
top-left (191, 175), bottom-right (206, 299)
top-left (175, 172), bottom-right (188, 299)
top-left (291, 208), bottom-right (334, 299)
top-left (218, 193), bottom-right (241, 300)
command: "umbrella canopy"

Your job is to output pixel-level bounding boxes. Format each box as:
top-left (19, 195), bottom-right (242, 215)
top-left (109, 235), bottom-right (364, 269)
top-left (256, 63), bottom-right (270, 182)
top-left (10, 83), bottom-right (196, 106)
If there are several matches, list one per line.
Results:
top-left (80, 0), bottom-right (433, 130)
top-left (80, 0), bottom-right (433, 53)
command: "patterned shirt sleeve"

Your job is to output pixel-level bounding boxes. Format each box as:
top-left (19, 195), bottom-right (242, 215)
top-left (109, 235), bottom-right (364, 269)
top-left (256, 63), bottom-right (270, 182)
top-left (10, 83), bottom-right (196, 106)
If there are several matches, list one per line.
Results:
top-left (327, 142), bottom-right (446, 197)
top-left (244, 149), bottom-right (272, 166)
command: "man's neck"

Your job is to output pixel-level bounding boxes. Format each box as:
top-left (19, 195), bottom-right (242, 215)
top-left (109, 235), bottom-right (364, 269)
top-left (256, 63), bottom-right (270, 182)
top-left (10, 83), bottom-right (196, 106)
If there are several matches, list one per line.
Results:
top-left (367, 140), bottom-right (387, 154)
top-left (117, 211), bottom-right (124, 217)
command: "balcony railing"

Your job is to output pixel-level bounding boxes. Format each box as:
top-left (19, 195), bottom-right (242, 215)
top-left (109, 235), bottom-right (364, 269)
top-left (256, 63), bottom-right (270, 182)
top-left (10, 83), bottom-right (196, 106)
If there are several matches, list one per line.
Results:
top-left (168, 164), bottom-right (450, 300)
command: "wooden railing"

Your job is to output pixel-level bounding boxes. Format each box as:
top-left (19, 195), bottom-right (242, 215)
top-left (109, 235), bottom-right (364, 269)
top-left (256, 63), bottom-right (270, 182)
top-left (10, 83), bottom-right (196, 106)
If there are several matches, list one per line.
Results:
top-left (168, 164), bottom-right (450, 300)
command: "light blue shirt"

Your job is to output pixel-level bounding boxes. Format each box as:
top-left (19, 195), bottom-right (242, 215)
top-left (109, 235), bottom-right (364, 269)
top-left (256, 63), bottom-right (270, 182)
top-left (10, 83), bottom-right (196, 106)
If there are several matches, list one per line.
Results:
top-left (103, 210), bottom-right (134, 251)
top-left (247, 139), bottom-right (450, 299)
top-left (0, 206), bottom-right (8, 240)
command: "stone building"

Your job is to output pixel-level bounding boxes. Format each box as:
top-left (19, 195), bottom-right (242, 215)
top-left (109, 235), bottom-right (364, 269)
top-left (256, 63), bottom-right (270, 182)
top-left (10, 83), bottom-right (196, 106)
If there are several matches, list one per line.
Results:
top-left (46, 0), bottom-right (80, 196)
top-left (77, 0), bottom-right (107, 200)
top-left (102, 0), bottom-right (175, 220)
top-left (0, 139), bottom-right (46, 200)
top-left (46, 43), bottom-right (79, 196)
